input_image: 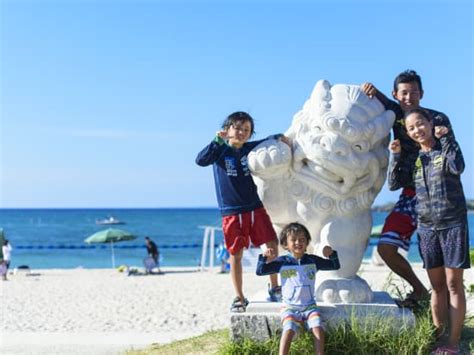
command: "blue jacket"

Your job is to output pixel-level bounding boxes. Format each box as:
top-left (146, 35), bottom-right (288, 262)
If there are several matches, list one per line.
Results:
top-left (256, 252), bottom-right (340, 307)
top-left (381, 99), bottom-right (453, 191)
top-left (196, 134), bottom-right (281, 216)
top-left (412, 132), bottom-right (466, 229)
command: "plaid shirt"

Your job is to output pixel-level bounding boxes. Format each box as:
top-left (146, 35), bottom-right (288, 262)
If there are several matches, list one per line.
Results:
top-left (411, 132), bottom-right (466, 229)
top-left (383, 99), bottom-right (453, 191)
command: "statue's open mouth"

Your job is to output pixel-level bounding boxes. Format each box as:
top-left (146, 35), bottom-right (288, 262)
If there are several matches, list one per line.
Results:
top-left (295, 158), bottom-right (371, 196)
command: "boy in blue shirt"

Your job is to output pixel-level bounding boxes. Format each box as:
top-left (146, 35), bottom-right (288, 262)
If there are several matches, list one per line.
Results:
top-left (196, 111), bottom-right (289, 312)
top-left (256, 222), bottom-right (340, 355)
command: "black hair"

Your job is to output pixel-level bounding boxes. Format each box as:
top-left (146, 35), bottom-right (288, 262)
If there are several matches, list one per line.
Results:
top-left (393, 69), bottom-right (423, 93)
top-left (221, 111), bottom-right (255, 136)
top-left (279, 222), bottom-right (311, 247)
top-left (405, 108), bottom-right (432, 122)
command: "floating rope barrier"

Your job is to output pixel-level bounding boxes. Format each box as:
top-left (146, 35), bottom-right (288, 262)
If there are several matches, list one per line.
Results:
top-left (14, 239), bottom-right (418, 250)
top-left (15, 243), bottom-right (215, 250)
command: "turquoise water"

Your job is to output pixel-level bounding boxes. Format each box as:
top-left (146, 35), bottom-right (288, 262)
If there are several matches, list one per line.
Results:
top-left (0, 209), bottom-right (472, 269)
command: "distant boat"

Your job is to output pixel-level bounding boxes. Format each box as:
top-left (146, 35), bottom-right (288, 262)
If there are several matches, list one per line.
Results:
top-left (95, 216), bottom-right (125, 225)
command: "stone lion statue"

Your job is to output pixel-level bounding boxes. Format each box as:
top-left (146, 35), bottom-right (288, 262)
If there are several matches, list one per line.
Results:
top-left (248, 80), bottom-right (395, 303)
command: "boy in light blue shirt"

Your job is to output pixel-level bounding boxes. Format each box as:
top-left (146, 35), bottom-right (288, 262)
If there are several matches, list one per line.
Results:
top-left (256, 222), bottom-right (340, 355)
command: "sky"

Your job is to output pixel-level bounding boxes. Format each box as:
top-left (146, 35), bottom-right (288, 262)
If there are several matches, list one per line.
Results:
top-left (0, 0), bottom-right (472, 208)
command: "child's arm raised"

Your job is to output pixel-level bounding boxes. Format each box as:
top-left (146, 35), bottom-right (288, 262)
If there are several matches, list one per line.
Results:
top-left (195, 133), bottom-right (229, 166)
top-left (436, 126), bottom-right (465, 175)
top-left (310, 247), bottom-right (340, 271)
top-left (387, 139), bottom-right (414, 191)
top-left (256, 252), bottom-right (284, 276)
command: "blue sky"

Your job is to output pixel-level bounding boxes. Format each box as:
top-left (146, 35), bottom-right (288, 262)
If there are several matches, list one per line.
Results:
top-left (1, 0), bottom-right (472, 208)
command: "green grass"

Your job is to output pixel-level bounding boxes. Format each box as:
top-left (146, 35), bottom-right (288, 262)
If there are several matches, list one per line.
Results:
top-left (220, 308), bottom-right (435, 355)
top-left (126, 330), bottom-right (229, 355)
top-left (127, 314), bottom-right (473, 355)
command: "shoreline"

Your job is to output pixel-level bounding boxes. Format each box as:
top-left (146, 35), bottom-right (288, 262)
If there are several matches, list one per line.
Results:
top-left (1, 264), bottom-right (472, 355)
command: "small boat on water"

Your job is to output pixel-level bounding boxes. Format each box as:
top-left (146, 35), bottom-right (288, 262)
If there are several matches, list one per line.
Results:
top-left (95, 216), bottom-right (125, 225)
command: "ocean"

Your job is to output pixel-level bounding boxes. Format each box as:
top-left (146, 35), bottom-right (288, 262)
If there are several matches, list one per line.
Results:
top-left (0, 209), bottom-right (472, 269)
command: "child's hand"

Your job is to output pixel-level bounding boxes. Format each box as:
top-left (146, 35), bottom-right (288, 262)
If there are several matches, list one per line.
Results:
top-left (216, 130), bottom-right (228, 139)
top-left (389, 139), bottom-right (401, 154)
top-left (434, 126), bottom-right (449, 138)
top-left (322, 246), bottom-right (334, 258)
top-left (279, 135), bottom-right (291, 147)
top-left (264, 248), bottom-right (276, 262)
top-left (360, 82), bottom-right (378, 98)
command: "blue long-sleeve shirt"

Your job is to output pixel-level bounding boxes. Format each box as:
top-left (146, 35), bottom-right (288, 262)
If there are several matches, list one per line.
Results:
top-left (256, 252), bottom-right (340, 307)
top-left (380, 99), bottom-right (453, 191)
top-left (196, 134), bottom-right (281, 216)
top-left (412, 132), bottom-right (466, 229)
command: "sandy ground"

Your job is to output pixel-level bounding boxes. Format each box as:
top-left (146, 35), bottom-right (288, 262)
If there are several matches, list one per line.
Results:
top-left (1, 264), bottom-right (472, 355)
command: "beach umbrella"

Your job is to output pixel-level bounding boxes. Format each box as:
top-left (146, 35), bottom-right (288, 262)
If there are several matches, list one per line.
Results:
top-left (84, 228), bottom-right (136, 268)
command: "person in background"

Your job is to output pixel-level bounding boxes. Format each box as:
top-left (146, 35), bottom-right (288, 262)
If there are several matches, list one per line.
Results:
top-left (256, 223), bottom-right (340, 355)
top-left (2, 239), bottom-right (12, 271)
top-left (394, 109), bottom-right (469, 354)
top-left (361, 70), bottom-right (454, 307)
top-left (145, 236), bottom-right (161, 273)
top-left (196, 111), bottom-right (290, 312)
top-left (216, 241), bottom-right (230, 273)
top-left (1, 240), bottom-right (12, 281)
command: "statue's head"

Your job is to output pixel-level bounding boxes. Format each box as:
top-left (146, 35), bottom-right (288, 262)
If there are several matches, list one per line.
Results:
top-left (287, 80), bottom-right (395, 214)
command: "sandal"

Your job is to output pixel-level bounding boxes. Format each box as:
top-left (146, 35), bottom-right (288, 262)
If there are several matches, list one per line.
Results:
top-left (230, 297), bottom-right (249, 313)
top-left (268, 285), bottom-right (282, 302)
top-left (396, 296), bottom-right (420, 309)
top-left (397, 292), bottom-right (429, 309)
top-left (431, 346), bottom-right (460, 354)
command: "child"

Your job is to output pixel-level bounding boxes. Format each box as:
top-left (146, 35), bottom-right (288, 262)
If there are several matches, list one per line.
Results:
top-left (256, 222), bottom-right (340, 355)
top-left (361, 70), bottom-right (454, 307)
top-left (393, 109), bottom-right (470, 354)
top-left (196, 111), bottom-right (290, 312)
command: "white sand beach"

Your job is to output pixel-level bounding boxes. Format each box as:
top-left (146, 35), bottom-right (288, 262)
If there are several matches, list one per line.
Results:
top-left (1, 264), bottom-right (472, 355)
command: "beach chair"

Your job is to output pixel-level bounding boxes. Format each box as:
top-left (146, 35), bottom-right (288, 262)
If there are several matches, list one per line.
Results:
top-left (143, 257), bottom-right (156, 274)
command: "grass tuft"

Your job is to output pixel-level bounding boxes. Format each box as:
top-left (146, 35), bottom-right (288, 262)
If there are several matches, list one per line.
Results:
top-left (220, 305), bottom-right (436, 355)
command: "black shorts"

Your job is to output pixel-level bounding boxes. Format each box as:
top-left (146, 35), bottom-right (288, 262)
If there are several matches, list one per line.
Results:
top-left (417, 223), bottom-right (471, 269)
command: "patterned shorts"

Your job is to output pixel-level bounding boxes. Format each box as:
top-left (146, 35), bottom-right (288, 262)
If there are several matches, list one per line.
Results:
top-left (417, 223), bottom-right (471, 269)
top-left (280, 304), bottom-right (323, 335)
top-left (378, 190), bottom-right (417, 251)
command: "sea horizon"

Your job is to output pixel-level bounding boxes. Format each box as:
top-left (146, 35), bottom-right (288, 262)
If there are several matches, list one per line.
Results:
top-left (1, 208), bottom-right (472, 269)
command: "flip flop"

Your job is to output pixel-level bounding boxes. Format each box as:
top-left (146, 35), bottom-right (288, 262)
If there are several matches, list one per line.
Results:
top-left (430, 345), bottom-right (460, 354)
top-left (396, 292), bottom-right (430, 309)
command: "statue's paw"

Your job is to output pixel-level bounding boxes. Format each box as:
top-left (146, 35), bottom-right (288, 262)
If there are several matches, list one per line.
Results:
top-left (248, 140), bottom-right (292, 178)
top-left (316, 276), bottom-right (373, 303)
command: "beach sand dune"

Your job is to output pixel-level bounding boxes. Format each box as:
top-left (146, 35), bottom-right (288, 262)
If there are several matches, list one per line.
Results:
top-left (1, 264), bottom-right (472, 354)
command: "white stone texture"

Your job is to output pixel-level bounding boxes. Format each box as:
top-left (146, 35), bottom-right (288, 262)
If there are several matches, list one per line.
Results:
top-left (230, 292), bottom-right (415, 342)
top-left (248, 80), bottom-right (395, 303)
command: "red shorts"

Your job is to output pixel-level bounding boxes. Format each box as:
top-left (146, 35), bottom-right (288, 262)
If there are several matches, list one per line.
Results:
top-left (222, 207), bottom-right (277, 255)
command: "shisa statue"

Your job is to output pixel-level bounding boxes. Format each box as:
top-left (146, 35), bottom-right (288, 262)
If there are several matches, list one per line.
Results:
top-left (248, 80), bottom-right (395, 303)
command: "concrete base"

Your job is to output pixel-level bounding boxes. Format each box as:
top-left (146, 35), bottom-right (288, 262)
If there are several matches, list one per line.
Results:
top-left (230, 291), bottom-right (415, 342)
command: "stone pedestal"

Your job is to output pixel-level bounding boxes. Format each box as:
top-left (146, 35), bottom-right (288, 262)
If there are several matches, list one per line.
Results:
top-left (230, 291), bottom-right (415, 342)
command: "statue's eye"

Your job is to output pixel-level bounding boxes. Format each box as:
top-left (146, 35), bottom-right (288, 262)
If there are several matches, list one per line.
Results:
top-left (352, 142), bottom-right (369, 152)
top-left (313, 125), bottom-right (322, 132)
